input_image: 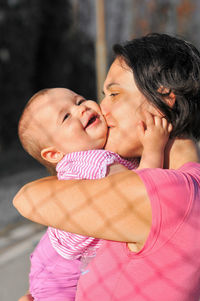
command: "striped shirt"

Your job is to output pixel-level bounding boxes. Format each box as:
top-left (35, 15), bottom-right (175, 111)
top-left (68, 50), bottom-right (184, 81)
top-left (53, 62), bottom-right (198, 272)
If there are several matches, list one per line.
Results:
top-left (48, 150), bottom-right (138, 260)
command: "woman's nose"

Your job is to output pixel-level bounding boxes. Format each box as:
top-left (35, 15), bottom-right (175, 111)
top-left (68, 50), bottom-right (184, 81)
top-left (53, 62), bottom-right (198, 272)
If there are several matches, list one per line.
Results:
top-left (100, 97), bottom-right (110, 117)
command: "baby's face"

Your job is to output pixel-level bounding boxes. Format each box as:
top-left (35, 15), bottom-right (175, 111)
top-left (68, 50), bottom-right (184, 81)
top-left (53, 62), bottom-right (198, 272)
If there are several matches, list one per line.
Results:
top-left (32, 88), bottom-right (108, 154)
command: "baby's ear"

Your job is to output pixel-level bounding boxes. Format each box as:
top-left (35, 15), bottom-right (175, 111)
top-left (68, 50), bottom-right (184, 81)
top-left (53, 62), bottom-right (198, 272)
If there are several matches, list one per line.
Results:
top-left (41, 147), bottom-right (64, 164)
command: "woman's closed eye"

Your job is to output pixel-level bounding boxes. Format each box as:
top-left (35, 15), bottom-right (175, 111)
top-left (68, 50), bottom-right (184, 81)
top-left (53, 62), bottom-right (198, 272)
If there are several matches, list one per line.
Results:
top-left (110, 93), bottom-right (119, 97)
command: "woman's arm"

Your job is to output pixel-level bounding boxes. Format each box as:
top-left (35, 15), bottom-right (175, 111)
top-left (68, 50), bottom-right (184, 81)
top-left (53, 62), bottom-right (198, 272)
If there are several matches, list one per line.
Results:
top-left (13, 170), bottom-right (152, 243)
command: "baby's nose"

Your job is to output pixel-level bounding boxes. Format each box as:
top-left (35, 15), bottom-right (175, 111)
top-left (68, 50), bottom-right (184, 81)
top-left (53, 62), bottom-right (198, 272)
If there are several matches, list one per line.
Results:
top-left (74, 103), bottom-right (89, 116)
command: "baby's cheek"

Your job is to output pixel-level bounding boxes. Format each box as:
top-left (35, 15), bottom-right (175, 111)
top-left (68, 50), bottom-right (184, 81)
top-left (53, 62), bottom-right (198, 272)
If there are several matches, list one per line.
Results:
top-left (87, 100), bottom-right (101, 112)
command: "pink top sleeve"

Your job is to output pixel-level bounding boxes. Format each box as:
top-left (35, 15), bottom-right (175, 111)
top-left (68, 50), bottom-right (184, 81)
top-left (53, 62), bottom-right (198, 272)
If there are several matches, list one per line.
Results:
top-left (134, 162), bottom-right (199, 252)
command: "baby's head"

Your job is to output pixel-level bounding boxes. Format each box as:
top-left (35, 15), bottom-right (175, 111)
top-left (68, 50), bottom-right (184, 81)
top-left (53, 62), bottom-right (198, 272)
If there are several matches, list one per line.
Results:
top-left (18, 88), bottom-right (108, 174)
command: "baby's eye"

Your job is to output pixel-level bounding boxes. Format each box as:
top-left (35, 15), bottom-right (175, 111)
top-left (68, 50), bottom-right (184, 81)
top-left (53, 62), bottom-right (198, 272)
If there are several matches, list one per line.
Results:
top-left (77, 98), bottom-right (86, 105)
top-left (63, 113), bottom-right (70, 122)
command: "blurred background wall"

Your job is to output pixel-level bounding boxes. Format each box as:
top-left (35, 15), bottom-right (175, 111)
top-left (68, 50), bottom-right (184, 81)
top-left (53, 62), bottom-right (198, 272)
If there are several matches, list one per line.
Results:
top-left (1, 0), bottom-right (200, 158)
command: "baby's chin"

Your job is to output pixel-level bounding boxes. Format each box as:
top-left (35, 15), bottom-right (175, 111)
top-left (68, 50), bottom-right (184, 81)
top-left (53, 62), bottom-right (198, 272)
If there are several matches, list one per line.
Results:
top-left (91, 135), bottom-right (107, 151)
top-left (103, 127), bottom-right (114, 150)
top-left (102, 129), bottom-right (109, 150)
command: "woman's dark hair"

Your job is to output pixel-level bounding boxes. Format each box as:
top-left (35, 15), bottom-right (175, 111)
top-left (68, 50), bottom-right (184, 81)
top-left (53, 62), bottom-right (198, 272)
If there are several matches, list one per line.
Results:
top-left (113, 33), bottom-right (200, 140)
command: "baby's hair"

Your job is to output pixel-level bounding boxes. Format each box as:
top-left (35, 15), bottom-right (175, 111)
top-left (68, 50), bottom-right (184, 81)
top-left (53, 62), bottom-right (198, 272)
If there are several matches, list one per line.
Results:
top-left (18, 89), bottom-right (57, 176)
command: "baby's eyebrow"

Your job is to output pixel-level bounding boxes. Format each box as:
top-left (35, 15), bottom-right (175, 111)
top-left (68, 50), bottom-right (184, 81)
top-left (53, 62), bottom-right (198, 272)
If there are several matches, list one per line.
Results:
top-left (74, 95), bottom-right (85, 102)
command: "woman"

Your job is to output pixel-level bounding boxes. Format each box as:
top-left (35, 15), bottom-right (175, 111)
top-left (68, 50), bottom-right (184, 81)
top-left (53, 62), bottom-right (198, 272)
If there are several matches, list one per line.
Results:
top-left (14, 33), bottom-right (200, 300)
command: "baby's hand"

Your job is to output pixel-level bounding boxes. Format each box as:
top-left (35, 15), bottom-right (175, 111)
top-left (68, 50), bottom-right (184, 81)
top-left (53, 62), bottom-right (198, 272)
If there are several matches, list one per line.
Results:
top-left (18, 294), bottom-right (34, 301)
top-left (137, 111), bottom-right (172, 153)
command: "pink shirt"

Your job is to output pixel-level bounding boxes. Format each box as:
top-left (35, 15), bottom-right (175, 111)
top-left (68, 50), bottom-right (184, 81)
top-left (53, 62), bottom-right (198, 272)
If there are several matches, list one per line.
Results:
top-left (48, 150), bottom-right (138, 260)
top-left (76, 162), bottom-right (200, 301)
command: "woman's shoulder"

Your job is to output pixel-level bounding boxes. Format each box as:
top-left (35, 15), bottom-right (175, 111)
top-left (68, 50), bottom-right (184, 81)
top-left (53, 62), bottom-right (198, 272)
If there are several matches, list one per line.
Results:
top-left (178, 161), bottom-right (200, 184)
top-left (134, 161), bottom-right (200, 192)
top-left (135, 161), bottom-right (200, 175)
top-left (178, 161), bottom-right (200, 172)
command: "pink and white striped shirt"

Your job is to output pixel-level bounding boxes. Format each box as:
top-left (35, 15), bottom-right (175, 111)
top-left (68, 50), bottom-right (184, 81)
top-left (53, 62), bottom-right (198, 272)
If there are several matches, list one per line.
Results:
top-left (48, 150), bottom-right (138, 260)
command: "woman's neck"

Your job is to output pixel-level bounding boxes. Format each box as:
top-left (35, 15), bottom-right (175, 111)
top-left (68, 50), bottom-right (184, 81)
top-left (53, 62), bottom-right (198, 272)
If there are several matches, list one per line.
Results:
top-left (164, 138), bottom-right (200, 169)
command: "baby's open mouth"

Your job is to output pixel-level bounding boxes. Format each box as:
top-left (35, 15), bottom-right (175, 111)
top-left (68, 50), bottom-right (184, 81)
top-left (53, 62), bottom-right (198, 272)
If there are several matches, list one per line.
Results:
top-left (85, 115), bottom-right (98, 129)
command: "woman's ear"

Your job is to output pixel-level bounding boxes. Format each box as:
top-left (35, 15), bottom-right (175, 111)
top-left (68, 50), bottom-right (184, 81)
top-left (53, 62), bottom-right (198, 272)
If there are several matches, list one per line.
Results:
top-left (41, 147), bottom-right (64, 164)
top-left (165, 91), bottom-right (176, 108)
top-left (147, 87), bottom-right (176, 118)
top-left (158, 87), bottom-right (176, 108)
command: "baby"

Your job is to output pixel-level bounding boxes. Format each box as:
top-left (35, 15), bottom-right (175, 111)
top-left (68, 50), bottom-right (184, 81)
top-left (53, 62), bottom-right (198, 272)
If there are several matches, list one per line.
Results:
top-left (18, 88), bottom-right (172, 301)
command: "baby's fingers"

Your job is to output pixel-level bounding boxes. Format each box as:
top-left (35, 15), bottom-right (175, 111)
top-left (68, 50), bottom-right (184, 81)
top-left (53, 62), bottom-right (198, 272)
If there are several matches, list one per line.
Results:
top-left (137, 120), bottom-right (146, 141)
top-left (154, 115), bottom-right (163, 127)
top-left (143, 110), bottom-right (154, 127)
top-left (161, 117), bottom-right (173, 133)
top-left (168, 122), bottom-right (173, 133)
top-left (161, 117), bottom-right (168, 129)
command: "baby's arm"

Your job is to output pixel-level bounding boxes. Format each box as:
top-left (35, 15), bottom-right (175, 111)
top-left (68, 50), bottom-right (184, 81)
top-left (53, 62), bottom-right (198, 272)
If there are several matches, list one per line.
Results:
top-left (137, 111), bottom-right (172, 169)
top-left (18, 293), bottom-right (33, 301)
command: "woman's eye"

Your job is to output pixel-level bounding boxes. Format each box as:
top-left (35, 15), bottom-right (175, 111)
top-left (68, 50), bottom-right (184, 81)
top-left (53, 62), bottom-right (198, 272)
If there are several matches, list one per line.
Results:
top-left (77, 99), bottom-right (86, 105)
top-left (110, 93), bottom-right (119, 97)
top-left (63, 113), bottom-right (70, 121)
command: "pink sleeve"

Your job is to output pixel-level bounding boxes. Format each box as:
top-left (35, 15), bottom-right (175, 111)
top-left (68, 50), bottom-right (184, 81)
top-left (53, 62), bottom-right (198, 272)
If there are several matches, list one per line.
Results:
top-left (135, 167), bottom-right (193, 251)
top-left (48, 227), bottom-right (101, 260)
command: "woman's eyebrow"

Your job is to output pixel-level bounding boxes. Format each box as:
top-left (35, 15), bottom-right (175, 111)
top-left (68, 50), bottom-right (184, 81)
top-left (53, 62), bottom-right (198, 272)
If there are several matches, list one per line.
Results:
top-left (103, 83), bottom-right (120, 94)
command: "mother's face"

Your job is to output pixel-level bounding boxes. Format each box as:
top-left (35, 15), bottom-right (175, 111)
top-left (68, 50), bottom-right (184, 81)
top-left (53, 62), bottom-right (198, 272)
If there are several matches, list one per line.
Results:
top-left (101, 58), bottom-right (157, 158)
